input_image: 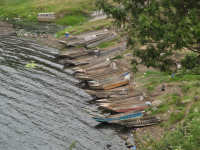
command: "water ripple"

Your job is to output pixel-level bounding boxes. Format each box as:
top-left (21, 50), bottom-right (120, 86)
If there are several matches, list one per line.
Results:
top-left (0, 35), bottom-right (127, 150)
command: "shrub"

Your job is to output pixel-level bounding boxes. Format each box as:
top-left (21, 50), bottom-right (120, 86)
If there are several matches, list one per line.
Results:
top-left (169, 111), bottom-right (185, 124)
top-left (111, 55), bottom-right (123, 60)
top-left (181, 54), bottom-right (200, 70)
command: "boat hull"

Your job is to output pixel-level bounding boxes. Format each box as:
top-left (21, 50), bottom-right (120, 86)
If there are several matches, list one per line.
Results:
top-left (93, 111), bottom-right (143, 123)
top-left (89, 80), bottom-right (129, 90)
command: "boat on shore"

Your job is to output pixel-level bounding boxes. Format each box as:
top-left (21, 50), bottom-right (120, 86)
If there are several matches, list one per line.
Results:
top-left (95, 93), bottom-right (144, 103)
top-left (93, 111), bottom-right (143, 123)
top-left (60, 59), bottom-right (90, 67)
top-left (94, 111), bottom-right (161, 127)
top-left (56, 47), bottom-right (98, 59)
top-left (88, 79), bottom-right (129, 90)
top-left (98, 94), bottom-right (152, 112)
top-left (59, 31), bottom-right (116, 48)
top-left (75, 61), bottom-right (128, 82)
top-left (99, 102), bottom-right (151, 112)
top-left (119, 116), bottom-right (161, 127)
top-left (73, 60), bottom-right (111, 73)
top-left (88, 72), bottom-right (130, 90)
top-left (110, 105), bottom-right (149, 113)
top-left (85, 88), bottom-right (129, 100)
top-left (75, 68), bottom-right (114, 81)
top-left (54, 28), bottom-right (161, 129)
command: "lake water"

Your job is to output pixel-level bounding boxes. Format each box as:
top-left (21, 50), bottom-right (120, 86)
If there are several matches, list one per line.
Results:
top-left (0, 35), bottom-right (127, 150)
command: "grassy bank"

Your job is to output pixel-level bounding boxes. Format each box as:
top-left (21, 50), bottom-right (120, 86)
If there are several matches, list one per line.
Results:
top-left (0, 0), bottom-right (95, 25)
top-left (134, 68), bottom-right (200, 150)
top-left (56, 19), bottom-right (113, 37)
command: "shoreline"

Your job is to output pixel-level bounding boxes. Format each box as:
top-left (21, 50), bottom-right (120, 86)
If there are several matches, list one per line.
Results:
top-left (1, 20), bottom-right (161, 149)
top-left (53, 26), bottom-right (162, 149)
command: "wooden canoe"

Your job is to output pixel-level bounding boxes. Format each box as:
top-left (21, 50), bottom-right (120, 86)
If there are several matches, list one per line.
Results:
top-left (93, 111), bottom-right (143, 123)
top-left (60, 59), bottom-right (89, 67)
top-left (119, 116), bottom-right (161, 127)
top-left (57, 49), bottom-right (99, 59)
top-left (72, 46), bottom-right (127, 73)
top-left (100, 103), bottom-right (149, 113)
top-left (85, 89), bottom-right (129, 100)
top-left (65, 33), bottom-right (114, 47)
top-left (75, 74), bottom-right (94, 81)
top-left (89, 79), bottom-right (129, 90)
top-left (97, 95), bottom-right (144, 105)
top-left (95, 93), bottom-right (143, 103)
top-left (114, 105), bottom-right (149, 113)
top-left (72, 59), bottom-right (111, 73)
top-left (86, 34), bottom-right (117, 48)
top-left (99, 101), bottom-right (147, 108)
top-left (75, 67), bottom-right (124, 82)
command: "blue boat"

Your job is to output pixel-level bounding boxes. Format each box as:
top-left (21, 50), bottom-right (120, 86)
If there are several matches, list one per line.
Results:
top-left (93, 112), bottom-right (143, 123)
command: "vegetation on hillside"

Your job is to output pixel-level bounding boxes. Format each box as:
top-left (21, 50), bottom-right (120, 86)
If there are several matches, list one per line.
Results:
top-left (2, 0), bottom-right (200, 149)
top-left (96, 0), bottom-right (200, 71)
top-left (96, 0), bottom-right (200, 149)
top-left (0, 0), bottom-right (95, 25)
top-left (56, 19), bottom-right (113, 37)
top-left (134, 68), bottom-right (200, 149)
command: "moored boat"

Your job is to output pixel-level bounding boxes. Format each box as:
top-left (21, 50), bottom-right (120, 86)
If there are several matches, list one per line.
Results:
top-left (119, 116), bottom-right (161, 127)
top-left (100, 103), bottom-right (150, 113)
top-left (88, 79), bottom-right (129, 90)
top-left (85, 87), bottom-right (129, 100)
top-left (57, 48), bottom-right (99, 60)
top-left (99, 98), bottom-right (152, 113)
top-left (88, 72), bottom-right (131, 90)
top-left (93, 111), bottom-right (143, 123)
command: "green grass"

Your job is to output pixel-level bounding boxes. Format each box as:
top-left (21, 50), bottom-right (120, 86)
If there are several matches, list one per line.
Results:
top-left (137, 70), bottom-right (200, 92)
top-left (151, 109), bottom-right (200, 150)
top-left (69, 141), bottom-right (76, 150)
top-left (0, 0), bottom-right (95, 24)
top-left (153, 103), bottom-right (170, 114)
top-left (151, 119), bottom-right (200, 150)
top-left (141, 99), bottom-right (200, 150)
top-left (0, 0), bottom-right (35, 21)
top-left (56, 14), bottom-right (88, 26)
top-left (97, 38), bottom-right (119, 49)
top-left (138, 69), bottom-right (200, 150)
top-left (56, 19), bottom-right (113, 37)
top-left (169, 111), bottom-right (185, 124)
top-left (111, 55), bottom-right (123, 60)
top-left (187, 102), bottom-right (200, 121)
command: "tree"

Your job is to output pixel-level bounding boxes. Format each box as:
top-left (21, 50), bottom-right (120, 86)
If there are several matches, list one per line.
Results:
top-left (96, 0), bottom-right (200, 71)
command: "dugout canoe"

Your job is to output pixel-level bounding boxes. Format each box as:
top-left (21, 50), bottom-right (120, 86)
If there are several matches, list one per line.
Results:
top-left (93, 111), bottom-right (143, 123)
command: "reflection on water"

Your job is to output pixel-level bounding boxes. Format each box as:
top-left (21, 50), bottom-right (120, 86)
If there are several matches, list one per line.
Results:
top-left (0, 35), bottom-right (127, 150)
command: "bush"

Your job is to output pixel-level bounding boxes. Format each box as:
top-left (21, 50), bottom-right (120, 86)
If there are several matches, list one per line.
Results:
top-left (169, 112), bottom-right (185, 124)
top-left (181, 54), bottom-right (200, 70)
top-left (111, 55), bottom-right (123, 60)
top-left (191, 66), bottom-right (200, 74)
